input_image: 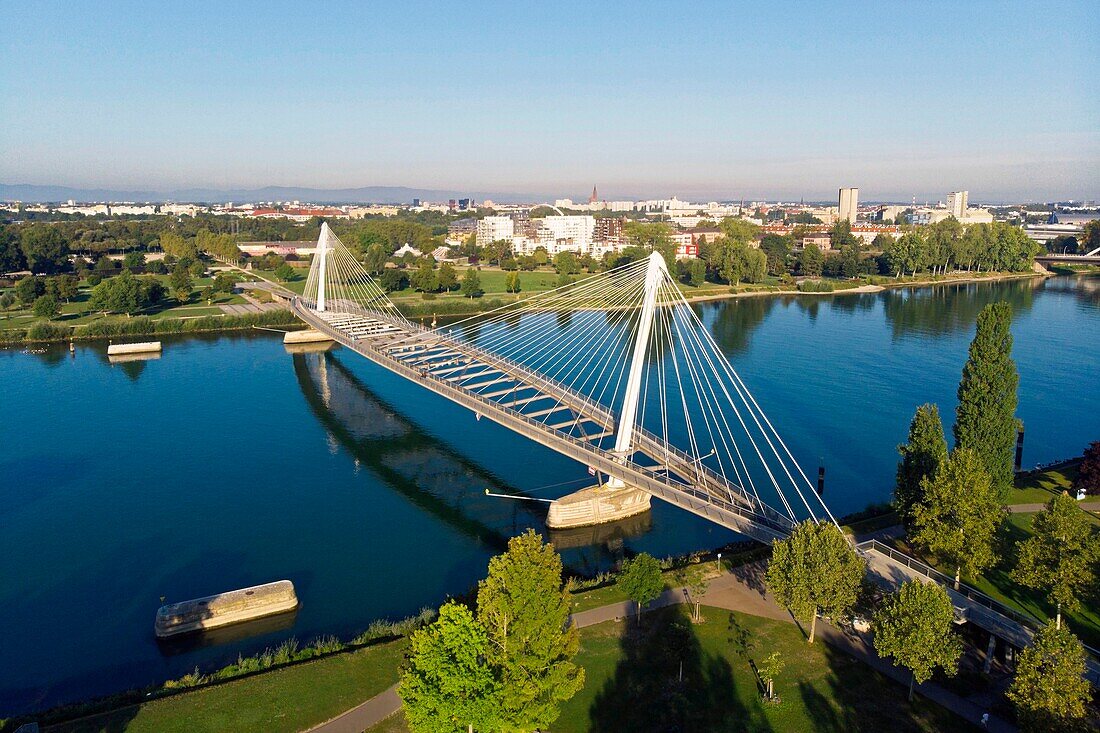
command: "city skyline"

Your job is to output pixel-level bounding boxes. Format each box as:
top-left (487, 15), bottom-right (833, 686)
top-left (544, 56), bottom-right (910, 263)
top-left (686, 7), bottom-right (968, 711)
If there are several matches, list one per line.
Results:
top-left (2, 1), bottom-right (1098, 201)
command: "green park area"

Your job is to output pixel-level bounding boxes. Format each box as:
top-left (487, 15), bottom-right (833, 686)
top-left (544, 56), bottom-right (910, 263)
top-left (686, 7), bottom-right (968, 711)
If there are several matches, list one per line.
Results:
top-left (48, 605), bottom-right (960, 733)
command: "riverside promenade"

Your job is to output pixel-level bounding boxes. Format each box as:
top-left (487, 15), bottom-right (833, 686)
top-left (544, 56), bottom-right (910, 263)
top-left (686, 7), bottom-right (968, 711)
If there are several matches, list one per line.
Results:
top-left (308, 562), bottom-right (1015, 733)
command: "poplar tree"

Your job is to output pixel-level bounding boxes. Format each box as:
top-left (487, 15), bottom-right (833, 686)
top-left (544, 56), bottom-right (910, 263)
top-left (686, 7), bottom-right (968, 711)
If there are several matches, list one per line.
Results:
top-left (911, 448), bottom-right (1004, 587)
top-left (873, 580), bottom-right (962, 701)
top-left (765, 521), bottom-right (864, 643)
top-left (954, 302), bottom-right (1020, 498)
top-left (399, 602), bottom-right (500, 733)
top-left (1012, 493), bottom-right (1099, 629)
top-left (1007, 624), bottom-right (1091, 732)
top-left (895, 404), bottom-right (948, 528)
top-left (476, 530), bottom-right (583, 731)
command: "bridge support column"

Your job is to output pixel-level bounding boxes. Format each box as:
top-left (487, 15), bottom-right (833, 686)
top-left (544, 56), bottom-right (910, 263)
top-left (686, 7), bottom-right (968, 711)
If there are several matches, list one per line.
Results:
top-left (317, 222), bottom-right (329, 312)
top-left (546, 484), bottom-right (651, 529)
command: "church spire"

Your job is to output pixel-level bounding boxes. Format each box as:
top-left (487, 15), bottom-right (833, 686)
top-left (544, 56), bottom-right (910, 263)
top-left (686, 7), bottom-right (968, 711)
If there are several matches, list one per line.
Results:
top-left (589, 185), bottom-right (598, 204)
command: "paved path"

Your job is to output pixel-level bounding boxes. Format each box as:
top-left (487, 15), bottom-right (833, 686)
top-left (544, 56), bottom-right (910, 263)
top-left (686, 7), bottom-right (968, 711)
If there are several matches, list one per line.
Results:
top-left (1008, 501), bottom-right (1099, 513)
top-left (311, 563), bottom-right (1016, 733)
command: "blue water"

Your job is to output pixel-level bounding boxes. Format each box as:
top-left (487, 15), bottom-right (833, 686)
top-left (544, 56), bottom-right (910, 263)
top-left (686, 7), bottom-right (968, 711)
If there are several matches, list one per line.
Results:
top-left (1, 275), bottom-right (1097, 714)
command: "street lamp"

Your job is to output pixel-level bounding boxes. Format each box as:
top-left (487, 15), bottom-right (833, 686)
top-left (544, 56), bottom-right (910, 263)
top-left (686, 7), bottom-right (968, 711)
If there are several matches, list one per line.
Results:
top-left (716, 552), bottom-right (722, 573)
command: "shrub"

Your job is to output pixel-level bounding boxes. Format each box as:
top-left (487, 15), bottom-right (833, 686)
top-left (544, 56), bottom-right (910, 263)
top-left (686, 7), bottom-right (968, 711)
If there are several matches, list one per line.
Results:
top-left (797, 279), bottom-right (835, 293)
top-left (26, 322), bottom-right (71, 341)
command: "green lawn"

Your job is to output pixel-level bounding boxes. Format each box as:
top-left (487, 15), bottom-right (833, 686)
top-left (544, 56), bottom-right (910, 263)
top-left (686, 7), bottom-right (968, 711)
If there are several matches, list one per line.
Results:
top-left (47, 639), bottom-right (408, 733)
top-left (1007, 461), bottom-right (1081, 505)
top-left (369, 605), bottom-right (964, 733)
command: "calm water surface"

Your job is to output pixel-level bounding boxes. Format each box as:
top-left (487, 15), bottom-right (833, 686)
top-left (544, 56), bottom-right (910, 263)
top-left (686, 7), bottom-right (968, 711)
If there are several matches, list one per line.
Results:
top-left (1, 275), bottom-right (1097, 713)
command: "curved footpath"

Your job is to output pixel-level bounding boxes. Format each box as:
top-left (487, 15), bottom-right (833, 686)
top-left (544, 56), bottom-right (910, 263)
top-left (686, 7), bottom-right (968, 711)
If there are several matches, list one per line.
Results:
top-left (308, 560), bottom-right (1015, 733)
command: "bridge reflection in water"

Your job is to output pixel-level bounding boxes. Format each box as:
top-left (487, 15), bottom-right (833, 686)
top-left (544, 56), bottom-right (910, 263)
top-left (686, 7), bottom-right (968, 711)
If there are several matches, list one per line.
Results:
top-left (290, 347), bottom-right (649, 566)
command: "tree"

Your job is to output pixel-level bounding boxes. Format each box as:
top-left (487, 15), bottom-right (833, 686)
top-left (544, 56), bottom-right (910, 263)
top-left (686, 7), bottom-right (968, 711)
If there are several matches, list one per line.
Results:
top-left (895, 404), bottom-right (948, 528)
top-left (620, 553), bottom-right (663, 622)
top-left (274, 263), bottom-right (296, 282)
top-left (872, 580), bottom-right (962, 701)
top-left (33, 294), bottom-right (60, 319)
top-left (954, 302), bottom-right (1020, 498)
top-left (757, 651), bottom-right (783, 701)
top-left (797, 244), bottom-right (823, 276)
top-left (169, 265), bottom-right (193, 303)
top-left (504, 271), bottom-right (521, 294)
top-left (675, 563), bottom-right (709, 622)
top-left (20, 225), bottom-right (70, 274)
top-left (476, 530), bottom-right (583, 731)
top-left (1079, 220), bottom-right (1100, 255)
top-left (689, 258), bottom-right (706, 286)
top-left (363, 243), bottom-right (389, 274)
top-left (460, 269), bottom-right (483, 298)
top-left (553, 251), bottom-right (580, 275)
top-left (399, 601), bottom-right (500, 733)
top-left (411, 262), bottom-right (439, 292)
top-left (212, 272), bottom-right (238, 294)
top-left (437, 263), bottom-right (458, 291)
top-left (622, 221), bottom-right (676, 268)
top-left (123, 251), bottom-right (146, 269)
top-left (52, 274), bottom-right (79, 302)
top-left (1012, 493), bottom-right (1099, 629)
top-left (0, 225), bottom-right (27, 272)
top-left (912, 448), bottom-right (1004, 587)
top-left (759, 234), bottom-right (792, 275)
top-left (0, 293), bottom-right (14, 309)
top-left (1007, 624), bottom-right (1091, 732)
top-left (765, 520), bottom-right (864, 643)
top-left (15, 275), bottom-right (45, 304)
top-left (1073, 441), bottom-right (1100, 496)
top-left (380, 269), bottom-right (408, 292)
top-left (158, 232), bottom-right (197, 260)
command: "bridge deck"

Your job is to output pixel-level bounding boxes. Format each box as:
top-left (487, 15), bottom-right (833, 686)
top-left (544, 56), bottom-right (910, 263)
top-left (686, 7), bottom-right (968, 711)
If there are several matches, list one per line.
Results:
top-left (293, 299), bottom-right (795, 543)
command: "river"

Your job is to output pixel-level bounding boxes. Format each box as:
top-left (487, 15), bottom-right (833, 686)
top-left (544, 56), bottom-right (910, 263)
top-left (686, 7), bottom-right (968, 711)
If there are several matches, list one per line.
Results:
top-left (1, 274), bottom-right (1097, 714)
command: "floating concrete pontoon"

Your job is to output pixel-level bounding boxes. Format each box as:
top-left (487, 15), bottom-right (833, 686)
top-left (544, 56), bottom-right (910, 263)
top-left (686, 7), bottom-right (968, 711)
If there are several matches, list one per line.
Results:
top-left (283, 329), bottom-right (334, 345)
top-left (107, 341), bottom-right (161, 355)
top-left (545, 484), bottom-right (651, 529)
top-left (155, 580), bottom-right (299, 638)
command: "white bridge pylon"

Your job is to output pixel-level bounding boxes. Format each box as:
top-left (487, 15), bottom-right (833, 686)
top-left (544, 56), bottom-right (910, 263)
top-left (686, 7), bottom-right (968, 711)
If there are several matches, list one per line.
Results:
top-left (296, 223), bottom-right (836, 543)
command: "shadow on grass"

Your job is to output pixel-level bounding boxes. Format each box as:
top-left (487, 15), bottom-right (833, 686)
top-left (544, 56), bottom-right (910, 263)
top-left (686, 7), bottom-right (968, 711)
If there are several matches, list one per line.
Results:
top-left (588, 606), bottom-right (772, 733)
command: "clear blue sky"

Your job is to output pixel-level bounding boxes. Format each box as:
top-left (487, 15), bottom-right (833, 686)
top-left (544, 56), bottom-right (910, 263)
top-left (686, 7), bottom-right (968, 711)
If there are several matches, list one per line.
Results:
top-left (2, 1), bottom-right (1097, 201)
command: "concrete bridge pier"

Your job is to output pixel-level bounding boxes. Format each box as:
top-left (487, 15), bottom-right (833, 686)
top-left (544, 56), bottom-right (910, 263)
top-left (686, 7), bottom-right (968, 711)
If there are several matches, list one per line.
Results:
top-left (545, 484), bottom-right (651, 529)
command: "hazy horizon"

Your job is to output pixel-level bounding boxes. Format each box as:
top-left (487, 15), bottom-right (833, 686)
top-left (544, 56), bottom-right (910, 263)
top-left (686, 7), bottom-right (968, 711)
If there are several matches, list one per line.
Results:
top-left (2, 1), bottom-right (1097, 202)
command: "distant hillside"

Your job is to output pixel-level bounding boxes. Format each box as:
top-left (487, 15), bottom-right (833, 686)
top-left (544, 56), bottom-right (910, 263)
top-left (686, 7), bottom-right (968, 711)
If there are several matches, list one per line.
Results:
top-left (0, 183), bottom-right (539, 205)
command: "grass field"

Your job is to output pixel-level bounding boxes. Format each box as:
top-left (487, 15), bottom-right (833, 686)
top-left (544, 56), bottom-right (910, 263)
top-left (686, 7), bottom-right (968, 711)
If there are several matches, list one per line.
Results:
top-left (1006, 461), bottom-right (1081, 505)
top-left (369, 605), bottom-right (963, 733)
top-left (47, 639), bottom-right (408, 733)
top-left (0, 274), bottom-right (248, 333)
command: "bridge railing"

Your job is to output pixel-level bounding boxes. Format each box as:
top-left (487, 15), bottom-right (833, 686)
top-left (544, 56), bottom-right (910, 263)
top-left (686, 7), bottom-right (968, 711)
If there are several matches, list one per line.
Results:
top-left (858, 538), bottom-right (1100, 671)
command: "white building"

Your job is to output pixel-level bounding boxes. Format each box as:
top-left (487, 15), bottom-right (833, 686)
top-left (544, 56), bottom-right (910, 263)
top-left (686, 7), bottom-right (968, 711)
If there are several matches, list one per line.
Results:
top-left (512, 215), bottom-right (596, 256)
top-left (476, 215), bottom-right (515, 245)
top-left (947, 191), bottom-right (969, 219)
top-left (839, 188), bottom-right (859, 223)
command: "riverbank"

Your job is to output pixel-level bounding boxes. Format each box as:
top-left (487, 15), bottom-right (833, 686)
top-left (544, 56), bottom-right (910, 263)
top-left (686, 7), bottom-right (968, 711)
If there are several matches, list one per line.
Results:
top-left (0, 267), bottom-right (1052, 344)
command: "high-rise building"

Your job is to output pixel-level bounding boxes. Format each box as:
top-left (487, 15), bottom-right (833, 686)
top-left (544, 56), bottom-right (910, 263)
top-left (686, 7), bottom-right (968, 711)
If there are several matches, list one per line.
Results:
top-left (476, 215), bottom-right (514, 245)
top-left (947, 191), bottom-right (968, 219)
top-left (838, 187), bottom-right (859, 223)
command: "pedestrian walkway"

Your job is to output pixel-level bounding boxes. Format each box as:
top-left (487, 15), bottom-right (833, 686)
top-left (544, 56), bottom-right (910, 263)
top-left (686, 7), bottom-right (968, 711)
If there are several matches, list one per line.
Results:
top-left (1008, 501), bottom-right (1099, 513)
top-left (310, 562), bottom-right (1016, 733)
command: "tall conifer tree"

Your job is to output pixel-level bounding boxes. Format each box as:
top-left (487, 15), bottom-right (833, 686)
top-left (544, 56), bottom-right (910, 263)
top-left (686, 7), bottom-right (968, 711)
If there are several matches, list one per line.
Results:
top-left (954, 302), bottom-right (1020, 497)
top-left (895, 404), bottom-right (948, 527)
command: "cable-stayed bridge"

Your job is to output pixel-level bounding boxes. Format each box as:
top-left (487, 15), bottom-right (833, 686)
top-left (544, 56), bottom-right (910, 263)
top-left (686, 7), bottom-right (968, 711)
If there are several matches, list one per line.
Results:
top-left (290, 224), bottom-right (835, 544)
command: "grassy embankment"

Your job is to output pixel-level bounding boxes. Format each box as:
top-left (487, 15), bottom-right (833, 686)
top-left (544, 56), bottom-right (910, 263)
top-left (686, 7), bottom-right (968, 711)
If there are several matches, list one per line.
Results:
top-left (48, 606), bottom-right (961, 733)
top-left (0, 272), bottom-right (301, 343)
